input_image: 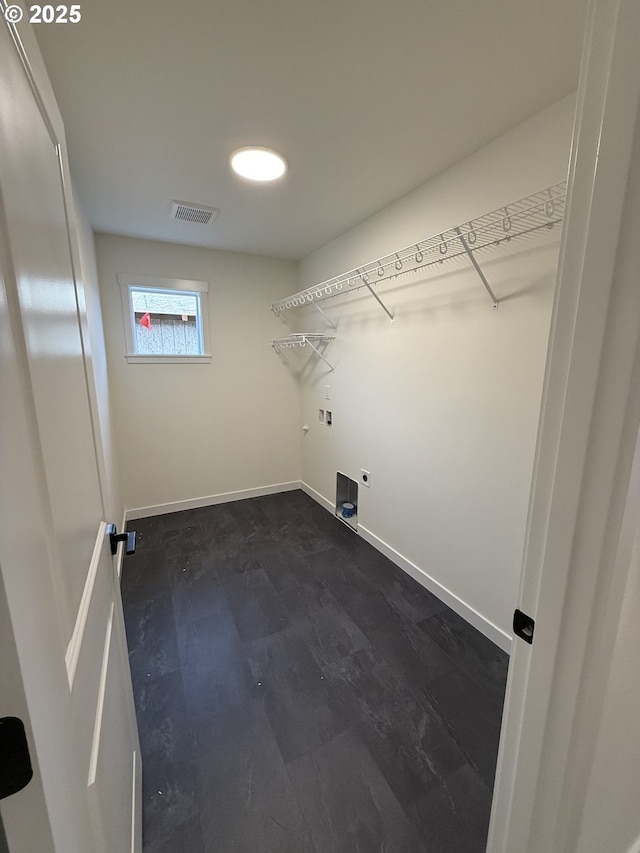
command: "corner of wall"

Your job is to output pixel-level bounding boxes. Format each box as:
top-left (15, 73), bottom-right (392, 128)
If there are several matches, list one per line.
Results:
top-left (72, 192), bottom-right (124, 526)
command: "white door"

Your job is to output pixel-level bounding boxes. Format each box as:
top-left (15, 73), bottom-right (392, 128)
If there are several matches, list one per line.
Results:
top-left (0, 15), bottom-right (141, 853)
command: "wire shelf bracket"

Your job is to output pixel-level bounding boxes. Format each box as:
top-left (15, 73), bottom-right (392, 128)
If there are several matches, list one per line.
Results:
top-left (270, 334), bottom-right (336, 371)
top-left (312, 302), bottom-right (337, 330)
top-left (454, 226), bottom-right (499, 308)
top-left (269, 182), bottom-right (566, 319)
top-left (363, 280), bottom-right (394, 322)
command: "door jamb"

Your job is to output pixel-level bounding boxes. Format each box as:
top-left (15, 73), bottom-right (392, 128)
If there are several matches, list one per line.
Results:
top-left (487, 0), bottom-right (640, 849)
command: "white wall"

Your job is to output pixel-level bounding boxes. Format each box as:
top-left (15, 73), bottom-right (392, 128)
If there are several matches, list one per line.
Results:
top-left (294, 95), bottom-right (576, 645)
top-left (96, 235), bottom-right (300, 514)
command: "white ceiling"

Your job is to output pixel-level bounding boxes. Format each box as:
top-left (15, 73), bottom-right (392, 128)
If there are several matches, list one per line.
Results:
top-left (35, 0), bottom-right (588, 260)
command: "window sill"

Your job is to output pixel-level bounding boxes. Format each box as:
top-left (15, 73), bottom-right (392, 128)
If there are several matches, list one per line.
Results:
top-left (125, 354), bottom-right (212, 364)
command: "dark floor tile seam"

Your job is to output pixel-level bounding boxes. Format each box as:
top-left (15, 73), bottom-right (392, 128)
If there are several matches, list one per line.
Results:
top-left (174, 620), bottom-right (341, 728)
top-left (447, 657), bottom-right (508, 708)
top-left (258, 548), bottom-right (462, 697)
top-left (283, 726), bottom-right (431, 853)
top-left (281, 750), bottom-right (321, 853)
top-left (343, 625), bottom-right (487, 776)
top-left (419, 686), bottom-right (500, 787)
top-left (348, 613), bottom-right (455, 686)
top-left (434, 730), bottom-right (489, 791)
top-left (174, 604), bottom-right (492, 800)
top-left (264, 687), bottom-right (349, 769)
top-left (274, 640), bottom-right (463, 814)
top-left (178, 663), bottom-right (251, 723)
top-left (332, 683), bottom-right (465, 801)
top-left (217, 547), bottom-right (501, 717)
top-left (245, 629), bottom-right (352, 769)
top-left (417, 612), bottom-right (510, 705)
top-left (143, 813), bottom-right (205, 853)
top-left (340, 582), bottom-right (505, 712)
top-left (420, 635), bottom-right (508, 709)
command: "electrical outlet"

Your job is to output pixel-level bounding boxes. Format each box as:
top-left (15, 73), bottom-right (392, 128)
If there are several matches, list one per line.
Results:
top-left (361, 469), bottom-right (371, 487)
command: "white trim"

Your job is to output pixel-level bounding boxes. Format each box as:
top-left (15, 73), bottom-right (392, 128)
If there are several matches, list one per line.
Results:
top-left (117, 273), bottom-right (210, 360)
top-left (65, 521), bottom-right (108, 688)
top-left (358, 524), bottom-right (511, 653)
top-left (125, 478), bottom-right (510, 650)
top-left (124, 481), bottom-right (301, 521)
top-left (115, 508), bottom-right (127, 580)
top-left (117, 274), bottom-right (208, 293)
top-left (87, 601), bottom-right (115, 787)
top-left (124, 354), bottom-right (212, 364)
top-left (300, 481), bottom-right (335, 513)
top-left (300, 481), bottom-right (511, 653)
top-left (488, 0), bottom-right (640, 849)
top-left (130, 750), bottom-right (137, 853)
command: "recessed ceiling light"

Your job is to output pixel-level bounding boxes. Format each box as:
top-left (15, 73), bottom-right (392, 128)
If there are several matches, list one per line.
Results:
top-left (230, 147), bottom-right (287, 182)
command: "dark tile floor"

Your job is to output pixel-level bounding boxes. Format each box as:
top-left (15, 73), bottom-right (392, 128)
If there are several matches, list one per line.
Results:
top-left (122, 490), bottom-right (508, 853)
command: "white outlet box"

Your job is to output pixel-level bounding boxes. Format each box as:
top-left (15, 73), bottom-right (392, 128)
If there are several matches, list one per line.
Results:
top-left (361, 469), bottom-right (371, 487)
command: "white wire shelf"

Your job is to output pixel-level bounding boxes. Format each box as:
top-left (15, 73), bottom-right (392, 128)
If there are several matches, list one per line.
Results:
top-left (270, 181), bottom-right (566, 320)
top-left (270, 333), bottom-right (336, 371)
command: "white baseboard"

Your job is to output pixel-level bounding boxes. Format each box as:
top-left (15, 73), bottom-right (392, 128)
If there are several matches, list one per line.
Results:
top-left (358, 524), bottom-right (511, 653)
top-left (300, 481), bottom-right (512, 654)
top-left (300, 481), bottom-right (335, 513)
top-left (123, 479), bottom-right (511, 652)
top-left (124, 481), bottom-right (301, 522)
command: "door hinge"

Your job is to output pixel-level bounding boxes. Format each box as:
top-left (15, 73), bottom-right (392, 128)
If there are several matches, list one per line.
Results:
top-left (513, 609), bottom-right (535, 644)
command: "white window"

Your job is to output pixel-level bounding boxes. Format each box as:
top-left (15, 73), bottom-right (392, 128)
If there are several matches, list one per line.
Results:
top-left (118, 274), bottom-right (211, 363)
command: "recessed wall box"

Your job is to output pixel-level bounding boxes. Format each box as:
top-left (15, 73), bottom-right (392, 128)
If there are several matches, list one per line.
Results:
top-left (336, 472), bottom-right (358, 531)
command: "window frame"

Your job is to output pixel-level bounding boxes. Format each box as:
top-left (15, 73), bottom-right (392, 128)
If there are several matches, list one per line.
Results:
top-left (117, 274), bottom-right (211, 364)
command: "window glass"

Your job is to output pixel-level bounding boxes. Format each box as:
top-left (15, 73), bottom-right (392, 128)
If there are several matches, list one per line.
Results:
top-left (117, 274), bottom-right (210, 363)
top-left (130, 287), bottom-right (203, 356)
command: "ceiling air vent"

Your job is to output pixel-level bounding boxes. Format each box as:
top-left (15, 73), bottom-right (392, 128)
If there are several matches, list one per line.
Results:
top-left (171, 200), bottom-right (219, 225)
